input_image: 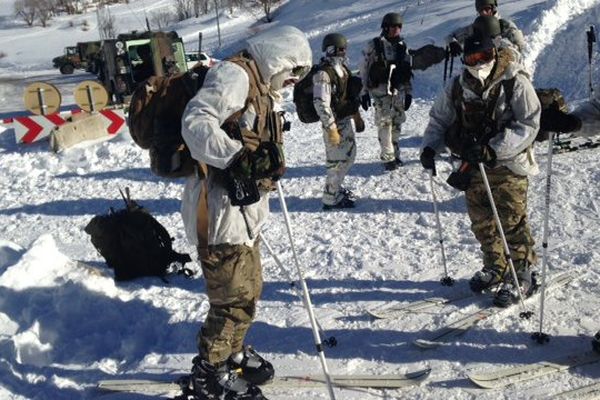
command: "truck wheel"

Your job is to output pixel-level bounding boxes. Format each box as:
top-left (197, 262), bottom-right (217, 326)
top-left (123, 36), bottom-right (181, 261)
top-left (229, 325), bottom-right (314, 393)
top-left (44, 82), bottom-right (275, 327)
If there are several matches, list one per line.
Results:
top-left (60, 64), bottom-right (74, 74)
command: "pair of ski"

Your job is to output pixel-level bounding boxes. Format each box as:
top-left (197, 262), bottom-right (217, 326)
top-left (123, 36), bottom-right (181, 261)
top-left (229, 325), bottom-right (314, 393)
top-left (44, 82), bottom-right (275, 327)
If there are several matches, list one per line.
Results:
top-left (368, 271), bottom-right (577, 349)
top-left (553, 136), bottom-right (600, 153)
top-left (97, 368), bottom-right (432, 395)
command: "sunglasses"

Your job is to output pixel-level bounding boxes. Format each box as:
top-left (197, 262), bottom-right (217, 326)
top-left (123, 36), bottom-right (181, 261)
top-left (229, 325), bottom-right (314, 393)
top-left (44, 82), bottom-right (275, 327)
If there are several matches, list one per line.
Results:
top-left (463, 49), bottom-right (495, 66)
top-left (387, 24), bottom-right (403, 29)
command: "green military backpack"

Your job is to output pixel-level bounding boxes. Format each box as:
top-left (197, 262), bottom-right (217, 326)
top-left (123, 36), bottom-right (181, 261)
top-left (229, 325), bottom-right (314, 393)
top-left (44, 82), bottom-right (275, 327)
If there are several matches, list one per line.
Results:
top-left (293, 64), bottom-right (362, 124)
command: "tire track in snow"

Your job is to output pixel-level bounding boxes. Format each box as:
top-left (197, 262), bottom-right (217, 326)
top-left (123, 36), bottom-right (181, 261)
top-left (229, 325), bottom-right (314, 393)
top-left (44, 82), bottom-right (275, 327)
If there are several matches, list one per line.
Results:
top-left (524, 0), bottom-right (600, 77)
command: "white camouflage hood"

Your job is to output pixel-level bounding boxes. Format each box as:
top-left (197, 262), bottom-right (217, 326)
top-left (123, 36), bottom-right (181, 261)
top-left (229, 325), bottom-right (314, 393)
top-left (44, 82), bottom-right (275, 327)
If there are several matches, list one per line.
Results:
top-left (245, 25), bottom-right (313, 84)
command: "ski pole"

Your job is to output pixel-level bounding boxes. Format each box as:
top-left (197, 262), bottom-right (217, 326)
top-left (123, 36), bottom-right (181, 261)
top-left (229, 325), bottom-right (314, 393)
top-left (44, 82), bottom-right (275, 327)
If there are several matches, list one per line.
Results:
top-left (428, 171), bottom-right (454, 286)
top-left (478, 163), bottom-right (533, 319)
top-left (275, 181), bottom-right (337, 400)
top-left (587, 25), bottom-right (596, 99)
top-left (443, 46), bottom-right (450, 83)
top-left (259, 233), bottom-right (338, 348)
top-left (532, 132), bottom-right (555, 344)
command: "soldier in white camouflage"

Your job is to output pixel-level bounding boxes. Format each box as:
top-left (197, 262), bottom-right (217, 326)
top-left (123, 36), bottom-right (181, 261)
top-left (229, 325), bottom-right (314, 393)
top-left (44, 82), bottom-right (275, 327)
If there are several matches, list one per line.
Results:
top-left (313, 33), bottom-right (363, 209)
top-left (420, 34), bottom-right (541, 308)
top-left (359, 12), bottom-right (413, 171)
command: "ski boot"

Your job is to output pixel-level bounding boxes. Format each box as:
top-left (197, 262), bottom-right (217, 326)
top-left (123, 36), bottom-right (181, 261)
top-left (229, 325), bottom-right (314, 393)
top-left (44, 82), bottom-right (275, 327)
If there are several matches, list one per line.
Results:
top-left (383, 158), bottom-right (403, 171)
top-left (493, 269), bottom-right (538, 308)
top-left (592, 331), bottom-right (600, 354)
top-left (189, 356), bottom-right (268, 400)
top-left (228, 346), bottom-right (274, 385)
top-left (469, 268), bottom-right (503, 293)
top-left (322, 191), bottom-right (356, 210)
top-left (340, 187), bottom-right (357, 201)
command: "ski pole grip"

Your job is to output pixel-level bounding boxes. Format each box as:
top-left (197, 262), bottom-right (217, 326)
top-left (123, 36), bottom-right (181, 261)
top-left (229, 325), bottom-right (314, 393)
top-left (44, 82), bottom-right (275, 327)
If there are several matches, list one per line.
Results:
top-left (588, 26), bottom-right (596, 63)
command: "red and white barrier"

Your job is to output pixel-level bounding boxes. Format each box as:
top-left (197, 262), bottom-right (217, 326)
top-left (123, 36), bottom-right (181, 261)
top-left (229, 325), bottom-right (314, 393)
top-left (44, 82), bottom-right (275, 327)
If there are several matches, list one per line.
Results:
top-left (8, 109), bottom-right (125, 144)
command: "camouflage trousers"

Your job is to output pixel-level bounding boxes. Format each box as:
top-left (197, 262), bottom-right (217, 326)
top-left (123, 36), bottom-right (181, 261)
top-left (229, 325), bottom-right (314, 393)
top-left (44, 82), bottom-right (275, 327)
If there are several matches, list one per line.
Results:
top-left (197, 240), bottom-right (262, 365)
top-left (373, 94), bottom-right (406, 162)
top-left (322, 116), bottom-right (356, 205)
top-left (465, 166), bottom-right (538, 275)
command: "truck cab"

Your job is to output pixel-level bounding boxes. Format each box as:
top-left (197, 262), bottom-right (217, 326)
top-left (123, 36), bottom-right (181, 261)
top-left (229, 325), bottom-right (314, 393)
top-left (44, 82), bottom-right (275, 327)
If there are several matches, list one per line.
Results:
top-left (95, 31), bottom-right (188, 104)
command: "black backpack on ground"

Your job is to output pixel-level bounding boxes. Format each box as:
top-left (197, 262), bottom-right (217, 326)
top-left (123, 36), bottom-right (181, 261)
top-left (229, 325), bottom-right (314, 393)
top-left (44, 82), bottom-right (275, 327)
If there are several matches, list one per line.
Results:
top-left (84, 188), bottom-right (192, 281)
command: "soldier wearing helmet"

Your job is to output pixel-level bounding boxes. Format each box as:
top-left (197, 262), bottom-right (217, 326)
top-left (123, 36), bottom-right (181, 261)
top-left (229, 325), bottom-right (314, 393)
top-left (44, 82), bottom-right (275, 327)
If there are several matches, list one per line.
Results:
top-left (446, 0), bottom-right (525, 59)
top-left (359, 12), bottom-right (413, 171)
top-left (313, 32), bottom-right (363, 209)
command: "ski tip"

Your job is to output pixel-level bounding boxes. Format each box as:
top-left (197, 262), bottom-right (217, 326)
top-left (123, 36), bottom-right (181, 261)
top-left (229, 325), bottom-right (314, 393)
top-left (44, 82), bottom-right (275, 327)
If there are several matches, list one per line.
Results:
top-left (405, 367), bottom-right (432, 382)
top-left (466, 375), bottom-right (501, 389)
top-left (413, 339), bottom-right (441, 349)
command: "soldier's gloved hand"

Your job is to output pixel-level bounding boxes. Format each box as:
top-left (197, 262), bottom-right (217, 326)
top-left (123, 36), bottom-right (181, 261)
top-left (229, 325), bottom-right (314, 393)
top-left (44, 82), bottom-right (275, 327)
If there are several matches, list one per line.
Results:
top-left (241, 128), bottom-right (260, 152)
top-left (352, 113), bottom-right (365, 133)
top-left (228, 144), bottom-right (285, 180)
top-left (419, 146), bottom-right (436, 176)
top-left (463, 144), bottom-right (496, 164)
top-left (449, 40), bottom-right (462, 57)
top-left (540, 108), bottom-right (583, 133)
top-left (404, 94), bottom-right (413, 111)
top-left (327, 125), bottom-right (341, 146)
top-left (360, 92), bottom-right (371, 111)
top-left (228, 148), bottom-right (254, 179)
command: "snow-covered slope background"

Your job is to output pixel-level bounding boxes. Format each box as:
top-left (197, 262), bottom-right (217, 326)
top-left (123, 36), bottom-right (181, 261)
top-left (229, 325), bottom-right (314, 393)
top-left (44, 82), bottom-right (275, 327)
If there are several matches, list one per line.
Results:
top-left (1, 0), bottom-right (600, 399)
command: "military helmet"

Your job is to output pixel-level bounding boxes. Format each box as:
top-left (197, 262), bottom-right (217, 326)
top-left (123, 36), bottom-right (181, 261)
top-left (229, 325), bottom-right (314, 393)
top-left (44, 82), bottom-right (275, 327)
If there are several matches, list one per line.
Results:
top-left (473, 15), bottom-right (501, 38)
top-left (381, 12), bottom-right (403, 28)
top-left (322, 33), bottom-right (348, 52)
top-left (475, 0), bottom-right (498, 12)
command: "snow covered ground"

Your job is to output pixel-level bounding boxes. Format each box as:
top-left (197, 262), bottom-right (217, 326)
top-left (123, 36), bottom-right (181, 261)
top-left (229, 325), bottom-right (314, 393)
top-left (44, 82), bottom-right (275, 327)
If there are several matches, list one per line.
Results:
top-left (1, 0), bottom-right (600, 399)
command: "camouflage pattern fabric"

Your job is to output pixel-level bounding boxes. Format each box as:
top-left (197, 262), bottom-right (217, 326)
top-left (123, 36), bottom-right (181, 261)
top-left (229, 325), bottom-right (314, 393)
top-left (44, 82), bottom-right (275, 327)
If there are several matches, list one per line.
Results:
top-left (197, 240), bottom-right (262, 365)
top-left (465, 166), bottom-right (537, 276)
top-left (321, 116), bottom-right (356, 205)
top-left (373, 93), bottom-right (406, 162)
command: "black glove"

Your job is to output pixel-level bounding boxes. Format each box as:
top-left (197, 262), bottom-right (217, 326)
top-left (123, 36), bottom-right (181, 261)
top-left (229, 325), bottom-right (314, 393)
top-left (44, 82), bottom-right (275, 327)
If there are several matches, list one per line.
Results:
top-left (361, 92), bottom-right (371, 111)
top-left (463, 144), bottom-right (496, 164)
top-left (404, 94), bottom-right (412, 111)
top-left (419, 146), bottom-right (436, 176)
top-left (540, 108), bottom-right (583, 133)
top-left (409, 44), bottom-right (447, 70)
top-left (449, 40), bottom-right (462, 57)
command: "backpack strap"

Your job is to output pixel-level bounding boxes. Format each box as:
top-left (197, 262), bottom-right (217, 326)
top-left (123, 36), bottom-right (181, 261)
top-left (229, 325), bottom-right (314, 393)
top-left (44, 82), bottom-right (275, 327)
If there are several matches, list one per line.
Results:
top-left (501, 76), bottom-right (516, 112)
top-left (227, 51), bottom-right (269, 118)
top-left (499, 18), bottom-right (510, 34)
top-left (373, 37), bottom-right (386, 66)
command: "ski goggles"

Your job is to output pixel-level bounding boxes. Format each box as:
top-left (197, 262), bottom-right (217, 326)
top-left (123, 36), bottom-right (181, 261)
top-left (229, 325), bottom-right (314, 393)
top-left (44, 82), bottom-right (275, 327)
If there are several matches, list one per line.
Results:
top-left (463, 48), bottom-right (495, 66)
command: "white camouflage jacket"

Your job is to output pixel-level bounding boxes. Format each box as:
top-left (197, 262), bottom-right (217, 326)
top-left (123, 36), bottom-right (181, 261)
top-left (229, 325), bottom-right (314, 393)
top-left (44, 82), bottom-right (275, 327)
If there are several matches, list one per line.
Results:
top-left (422, 51), bottom-right (541, 176)
top-left (312, 56), bottom-right (350, 129)
top-left (359, 35), bottom-right (412, 97)
top-left (180, 26), bottom-right (312, 247)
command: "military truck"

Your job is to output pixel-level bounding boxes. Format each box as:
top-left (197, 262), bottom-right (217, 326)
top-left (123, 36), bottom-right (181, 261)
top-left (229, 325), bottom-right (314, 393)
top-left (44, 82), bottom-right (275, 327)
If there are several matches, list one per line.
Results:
top-left (95, 31), bottom-right (188, 104)
top-left (52, 41), bottom-right (102, 75)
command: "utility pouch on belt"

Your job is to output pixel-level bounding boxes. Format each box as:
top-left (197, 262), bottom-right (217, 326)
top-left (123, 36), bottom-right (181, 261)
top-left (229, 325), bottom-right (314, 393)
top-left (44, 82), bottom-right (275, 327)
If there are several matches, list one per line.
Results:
top-left (226, 176), bottom-right (261, 207)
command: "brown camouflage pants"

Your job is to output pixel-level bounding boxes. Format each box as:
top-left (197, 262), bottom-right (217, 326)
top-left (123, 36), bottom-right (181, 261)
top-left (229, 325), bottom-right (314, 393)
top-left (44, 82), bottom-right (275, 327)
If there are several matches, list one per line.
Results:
top-left (465, 166), bottom-right (538, 275)
top-left (197, 240), bottom-right (263, 365)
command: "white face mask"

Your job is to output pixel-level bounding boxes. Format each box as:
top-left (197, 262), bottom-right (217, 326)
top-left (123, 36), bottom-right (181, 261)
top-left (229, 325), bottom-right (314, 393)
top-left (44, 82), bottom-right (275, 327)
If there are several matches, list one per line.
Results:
top-left (466, 59), bottom-right (495, 84)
